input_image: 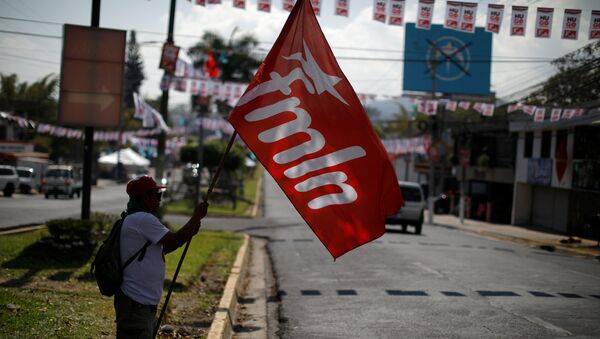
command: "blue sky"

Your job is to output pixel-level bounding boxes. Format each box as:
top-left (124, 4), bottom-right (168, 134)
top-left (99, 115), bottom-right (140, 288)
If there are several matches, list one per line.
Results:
top-left (0, 0), bottom-right (598, 106)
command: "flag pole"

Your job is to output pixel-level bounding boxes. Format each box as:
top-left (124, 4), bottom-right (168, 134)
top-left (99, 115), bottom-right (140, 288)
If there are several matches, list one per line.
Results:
top-left (154, 131), bottom-right (238, 337)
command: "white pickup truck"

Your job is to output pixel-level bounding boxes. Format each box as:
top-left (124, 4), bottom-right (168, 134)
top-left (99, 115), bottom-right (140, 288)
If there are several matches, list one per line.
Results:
top-left (0, 165), bottom-right (19, 197)
top-left (42, 165), bottom-right (83, 199)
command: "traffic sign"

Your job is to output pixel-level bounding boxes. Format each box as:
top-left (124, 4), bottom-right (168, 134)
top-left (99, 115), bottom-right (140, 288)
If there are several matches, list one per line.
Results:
top-left (403, 23), bottom-right (492, 95)
top-left (59, 24), bottom-right (126, 128)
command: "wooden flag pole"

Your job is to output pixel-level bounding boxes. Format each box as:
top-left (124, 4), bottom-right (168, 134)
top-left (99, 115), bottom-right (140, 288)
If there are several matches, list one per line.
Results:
top-left (154, 131), bottom-right (238, 338)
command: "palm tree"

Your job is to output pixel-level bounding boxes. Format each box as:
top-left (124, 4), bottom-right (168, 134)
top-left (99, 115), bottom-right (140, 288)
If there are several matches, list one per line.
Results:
top-left (187, 29), bottom-right (262, 83)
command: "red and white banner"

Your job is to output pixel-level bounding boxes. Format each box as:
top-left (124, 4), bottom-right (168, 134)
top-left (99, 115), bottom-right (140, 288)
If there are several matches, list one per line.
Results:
top-left (196, 0), bottom-right (206, 6)
top-left (458, 101), bottom-right (470, 110)
top-left (228, 0), bottom-right (403, 259)
top-left (507, 103), bottom-right (521, 112)
top-left (562, 9), bottom-right (581, 40)
top-left (550, 108), bottom-right (562, 122)
top-left (444, 1), bottom-right (461, 30)
top-left (445, 100), bottom-right (457, 111)
top-left (283, 0), bottom-right (295, 12)
top-left (258, 0), bottom-right (271, 12)
top-left (388, 0), bottom-right (405, 26)
top-left (535, 7), bottom-right (554, 38)
top-left (335, 0), bottom-right (350, 17)
top-left (459, 2), bottom-right (477, 33)
top-left (481, 103), bottom-right (494, 117)
top-left (510, 6), bottom-right (528, 36)
top-left (590, 10), bottom-right (600, 39)
top-left (534, 107), bottom-right (546, 122)
top-left (311, 0), bottom-right (321, 16)
top-left (562, 108), bottom-right (576, 119)
top-left (207, 0), bottom-right (222, 4)
top-left (523, 105), bottom-right (536, 115)
top-left (425, 100), bottom-right (438, 115)
top-left (486, 4), bottom-right (504, 33)
top-left (233, 0), bottom-right (245, 9)
top-left (416, 0), bottom-right (435, 30)
top-left (373, 0), bottom-right (387, 23)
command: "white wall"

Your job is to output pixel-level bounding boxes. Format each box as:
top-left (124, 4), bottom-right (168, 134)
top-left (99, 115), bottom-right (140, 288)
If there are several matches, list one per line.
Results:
top-left (512, 182), bottom-right (532, 225)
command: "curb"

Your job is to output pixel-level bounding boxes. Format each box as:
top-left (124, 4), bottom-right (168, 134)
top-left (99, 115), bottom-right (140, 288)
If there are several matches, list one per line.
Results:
top-left (0, 224), bottom-right (45, 236)
top-left (207, 233), bottom-right (251, 339)
top-left (435, 222), bottom-right (600, 259)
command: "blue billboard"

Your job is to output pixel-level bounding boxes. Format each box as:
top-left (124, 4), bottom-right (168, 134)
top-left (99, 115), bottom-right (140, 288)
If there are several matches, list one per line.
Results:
top-left (403, 23), bottom-right (492, 95)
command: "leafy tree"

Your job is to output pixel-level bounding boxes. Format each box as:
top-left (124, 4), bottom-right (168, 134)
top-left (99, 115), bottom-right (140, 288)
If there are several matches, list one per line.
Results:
top-left (180, 139), bottom-right (244, 173)
top-left (0, 73), bottom-right (58, 121)
top-left (526, 40), bottom-right (600, 106)
top-left (188, 30), bottom-right (261, 83)
top-left (123, 30), bottom-right (145, 109)
top-left (188, 30), bottom-right (262, 114)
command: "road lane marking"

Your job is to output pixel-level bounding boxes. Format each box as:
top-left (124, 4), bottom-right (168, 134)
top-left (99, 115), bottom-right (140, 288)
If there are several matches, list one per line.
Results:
top-left (478, 291), bottom-right (520, 297)
top-left (441, 291), bottom-right (466, 297)
top-left (412, 262), bottom-right (444, 278)
top-left (386, 290), bottom-right (428, 296)
top-left (524, 316), bottom-right (572, 336)
top-left (528, 291), bottom-right (555, 297)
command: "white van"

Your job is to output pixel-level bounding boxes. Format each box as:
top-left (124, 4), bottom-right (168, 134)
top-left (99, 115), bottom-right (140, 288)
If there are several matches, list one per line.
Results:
top-left (42, 165), bottom-right (82, 199)
top-left (385, 181), bottom-right (426, 234)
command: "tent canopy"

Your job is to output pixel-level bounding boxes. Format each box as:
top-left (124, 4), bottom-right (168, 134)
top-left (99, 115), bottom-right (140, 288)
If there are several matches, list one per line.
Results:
top-left (98, 148), bottom-right (150, 166)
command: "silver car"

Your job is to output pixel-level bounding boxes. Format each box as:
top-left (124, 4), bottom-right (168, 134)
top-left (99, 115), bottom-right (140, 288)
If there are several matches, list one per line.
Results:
top-left (385, 181), bottom-right (425, 234)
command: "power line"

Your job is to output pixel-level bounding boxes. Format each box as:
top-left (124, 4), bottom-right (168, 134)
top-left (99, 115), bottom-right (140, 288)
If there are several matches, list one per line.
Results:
top-left (0, 29), bottom-right (61, 39)
top-left (0, 15), bottom-right (63, 26)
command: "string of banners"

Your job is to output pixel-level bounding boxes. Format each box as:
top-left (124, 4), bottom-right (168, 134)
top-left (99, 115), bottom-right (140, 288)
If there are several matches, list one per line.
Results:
top-left (162, 58), bottom-right (384, 106)
top-left (0, 111), bottom-right (182, 141)
top-left (191, 0), bottom-right (600, 40)
top-left (381, 135), bottom-right (431, 156)
top-left (409, 98), bottom-right (587, 122)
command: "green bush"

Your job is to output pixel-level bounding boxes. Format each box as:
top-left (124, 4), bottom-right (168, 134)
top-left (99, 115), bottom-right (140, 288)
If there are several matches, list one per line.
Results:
top-left (46, 218), bottom-right (95, 244)
top-left (46, 213), bottom-right (120, 245)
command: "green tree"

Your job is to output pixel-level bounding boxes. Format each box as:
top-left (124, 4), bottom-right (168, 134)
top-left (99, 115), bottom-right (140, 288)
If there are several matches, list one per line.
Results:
top-left (180, 139), bottom-right (244, 173)
top-left (188, 30), bottom-right (261, 83)
top-left (0, 73), bottom-right (58, 121)
top-left (123, 30), bottom-right (146, 109)
top-left (526, 40), bottom-right (600, 106)
top-left (188, 30), bottom-right (262, 114)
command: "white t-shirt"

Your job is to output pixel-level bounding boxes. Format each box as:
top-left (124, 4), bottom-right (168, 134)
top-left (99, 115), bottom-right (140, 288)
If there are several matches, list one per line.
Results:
top-left (120, 212), bottom-right (170, 305)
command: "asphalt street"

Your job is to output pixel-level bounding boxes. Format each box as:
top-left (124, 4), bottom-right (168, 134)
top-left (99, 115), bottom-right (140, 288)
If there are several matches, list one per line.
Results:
top-left (222, 173), bottom-right (600, 339)
top-left (2, 174), bottom-right (599, 338)
top-left (0, 184), bottom-right (127, 229)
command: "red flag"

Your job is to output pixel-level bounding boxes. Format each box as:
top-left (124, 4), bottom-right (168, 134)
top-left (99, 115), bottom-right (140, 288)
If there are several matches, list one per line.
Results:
top-left (228, 0), bottom-right (403, 259)
top-left (203, 50), bottom-right (220, 79)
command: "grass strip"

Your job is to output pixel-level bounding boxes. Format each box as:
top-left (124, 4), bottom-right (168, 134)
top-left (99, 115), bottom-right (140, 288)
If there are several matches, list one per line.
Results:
top-left (165, 166), bottom-right (262, 218)
top-left (0, 227), bottom-right (242, 338)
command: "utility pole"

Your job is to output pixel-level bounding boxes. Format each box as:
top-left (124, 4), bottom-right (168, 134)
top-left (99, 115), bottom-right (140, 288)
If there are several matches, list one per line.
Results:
top-left (427, 59), bottom-right (437, 225)
top-left (81, 0), bottom-right (101, 220)
top-left (156, 0), bottom-right (177, 181)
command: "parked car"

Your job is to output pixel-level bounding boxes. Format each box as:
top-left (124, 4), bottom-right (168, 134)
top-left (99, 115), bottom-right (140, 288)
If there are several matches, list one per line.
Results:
top-left (386, 181), bottom-right (426, 234)
top-left (42, 165), bottom-right (82, 199)
top-left (16, 166), bottom-right (35, 194)
top-left (0, 165), bottom-right (19, 197)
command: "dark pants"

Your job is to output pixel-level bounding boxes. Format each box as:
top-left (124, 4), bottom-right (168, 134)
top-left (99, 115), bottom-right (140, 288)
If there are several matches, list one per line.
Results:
top-left (114, 290), bottom-right (157, 339)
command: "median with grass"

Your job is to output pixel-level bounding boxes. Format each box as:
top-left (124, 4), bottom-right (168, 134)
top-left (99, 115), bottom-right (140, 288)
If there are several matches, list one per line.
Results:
top-left (0, 215), bottom-right (243, 338)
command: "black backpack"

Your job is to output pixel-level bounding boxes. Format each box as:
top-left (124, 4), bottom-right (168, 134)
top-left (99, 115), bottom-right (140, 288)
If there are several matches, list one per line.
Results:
top-left (90, 216), bottom-right (151, 297)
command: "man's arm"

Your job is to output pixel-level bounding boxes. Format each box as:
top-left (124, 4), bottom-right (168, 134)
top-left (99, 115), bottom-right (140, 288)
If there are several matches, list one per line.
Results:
top-left (160, 202), bottom-right (208, 254)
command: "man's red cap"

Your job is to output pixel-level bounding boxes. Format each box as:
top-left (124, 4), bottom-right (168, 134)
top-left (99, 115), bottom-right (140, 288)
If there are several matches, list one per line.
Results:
top-left (126, 175), bottom-right (166, 197)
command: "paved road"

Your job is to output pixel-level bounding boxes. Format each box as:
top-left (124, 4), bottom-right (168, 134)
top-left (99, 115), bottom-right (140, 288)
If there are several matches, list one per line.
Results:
top-left (0, 184), bottom-right (127, 229)
top-left (221, 172), bottom-right (600, 339)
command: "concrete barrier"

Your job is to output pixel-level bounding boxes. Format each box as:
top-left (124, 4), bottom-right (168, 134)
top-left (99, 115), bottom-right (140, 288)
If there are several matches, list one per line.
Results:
top-left (207, 233), bottom-right (250, 339)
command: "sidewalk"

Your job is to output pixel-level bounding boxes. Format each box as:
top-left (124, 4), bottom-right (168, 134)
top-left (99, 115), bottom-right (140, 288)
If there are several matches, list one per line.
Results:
top-left (433, 214), bottom-right (600, 259)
